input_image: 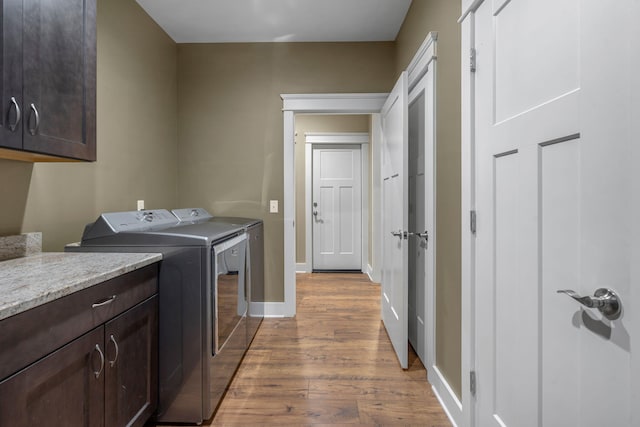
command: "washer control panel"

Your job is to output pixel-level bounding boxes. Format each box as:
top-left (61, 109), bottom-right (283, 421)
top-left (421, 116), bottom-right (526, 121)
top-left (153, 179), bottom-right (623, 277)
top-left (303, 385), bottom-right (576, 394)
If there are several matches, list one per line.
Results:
top-left (102, 209), bottom-right (178, 232)
top-left (172, 208), bottom-right (213, 222)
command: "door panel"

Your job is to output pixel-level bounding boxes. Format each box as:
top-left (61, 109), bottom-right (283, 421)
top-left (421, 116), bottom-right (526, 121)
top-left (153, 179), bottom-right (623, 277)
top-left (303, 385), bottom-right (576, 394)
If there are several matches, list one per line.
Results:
top-left (0, 0), bottom-right (23, 149)
top-left (493, 0), bottom-right (579, 122)
top-left (105, 296), bottom-right (158, 427)
top-left (473, 1), bottom-right (634, 425)
top-left (0, 327), bottom-right (104, 426)
top-left (312, 146), bottom-right (362, 270)
top-left (540, 138), bottom-right (581, 426)
top-left (22, 0), bottom-right (96, 160)
top-left (381, 72), bottom-right (408, 368)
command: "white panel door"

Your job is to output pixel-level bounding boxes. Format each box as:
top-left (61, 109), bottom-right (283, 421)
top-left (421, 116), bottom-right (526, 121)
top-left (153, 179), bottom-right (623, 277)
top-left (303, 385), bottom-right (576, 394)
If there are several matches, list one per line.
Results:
top-left (473, 1), bottom-right (635, 426)
top-left (381, 72), bottom-right (409, 368)
top-left (312, 145), bottom-right (362, 270)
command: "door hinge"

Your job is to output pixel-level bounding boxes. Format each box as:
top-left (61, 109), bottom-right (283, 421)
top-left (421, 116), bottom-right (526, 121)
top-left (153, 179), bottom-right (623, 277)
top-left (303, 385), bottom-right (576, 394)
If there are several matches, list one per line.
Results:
top-left (470, 48), bottom-right (477, 73)
top-left (470, 210), bottom-right (477, 234)
top-left (470, 370), bottom-right (477, 397)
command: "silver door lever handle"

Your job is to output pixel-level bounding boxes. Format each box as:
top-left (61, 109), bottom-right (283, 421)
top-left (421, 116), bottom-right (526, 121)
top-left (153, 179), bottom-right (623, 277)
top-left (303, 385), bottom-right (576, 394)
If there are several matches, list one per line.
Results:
top-left (390, 230), bottom-right (407, 239)
top-left (408, 231), bottom-right (429, 241)
top-left (557, 288), bottom-right (621, 319)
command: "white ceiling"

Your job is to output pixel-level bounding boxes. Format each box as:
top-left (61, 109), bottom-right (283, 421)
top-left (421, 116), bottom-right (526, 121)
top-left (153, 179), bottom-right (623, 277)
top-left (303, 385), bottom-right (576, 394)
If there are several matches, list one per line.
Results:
top-left (135, 0), bottom-right (413, 43)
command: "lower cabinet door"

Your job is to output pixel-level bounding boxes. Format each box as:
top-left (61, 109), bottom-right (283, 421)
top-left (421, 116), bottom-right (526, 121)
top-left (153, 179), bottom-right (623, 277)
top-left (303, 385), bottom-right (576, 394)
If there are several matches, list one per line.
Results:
top-left (104, 295), bottom-right (158, 427)
top-left (0, 327), bottom-right (105, 427)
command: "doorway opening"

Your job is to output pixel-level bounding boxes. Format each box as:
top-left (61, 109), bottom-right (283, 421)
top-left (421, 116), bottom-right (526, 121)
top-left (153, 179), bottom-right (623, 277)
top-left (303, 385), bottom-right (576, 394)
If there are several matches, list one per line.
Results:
top-left (280, 94), bottom-right (387, 317)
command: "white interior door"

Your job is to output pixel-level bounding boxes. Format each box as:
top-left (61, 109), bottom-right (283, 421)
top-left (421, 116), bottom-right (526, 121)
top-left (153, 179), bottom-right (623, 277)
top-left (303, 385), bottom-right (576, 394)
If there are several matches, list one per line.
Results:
top-left (381, 71), bottom-right (409, 369)
top-left (312, 145), bottom-right (362, 270)
top-left (472, 1), bottom-right (635, 426)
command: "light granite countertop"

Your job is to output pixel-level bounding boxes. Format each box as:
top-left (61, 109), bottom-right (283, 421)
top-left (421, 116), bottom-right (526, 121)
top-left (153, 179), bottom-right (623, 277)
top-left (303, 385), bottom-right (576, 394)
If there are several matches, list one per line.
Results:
top-left (0, 252), bottom-right (162, 321)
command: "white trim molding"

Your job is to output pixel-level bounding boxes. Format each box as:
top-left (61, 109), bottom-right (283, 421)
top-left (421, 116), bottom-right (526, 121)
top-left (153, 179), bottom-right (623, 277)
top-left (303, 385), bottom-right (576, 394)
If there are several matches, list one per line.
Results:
top-left (305, 132), bottom-right (369, 144)
top-left (458, 0), bottom-right (485, 23)
top-left (460, 6), bottom-right (476, 427)
top-left (280, 93), bottom-right (388, 318)
top-left (296, 262), bottom-right (310, 273)
top-left (431, 366), bottom-right (462, 427)
top-left (282, 93), bottom-right (387, 114)
top-left (407, 31), bottom-right (438, 92)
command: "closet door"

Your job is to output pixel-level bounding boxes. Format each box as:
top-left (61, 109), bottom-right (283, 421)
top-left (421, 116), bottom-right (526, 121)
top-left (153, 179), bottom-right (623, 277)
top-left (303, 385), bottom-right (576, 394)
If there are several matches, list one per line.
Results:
top-left (471, 1), bottom-right (637, 425)
top-left (380, 71), bottom-right (409, 368)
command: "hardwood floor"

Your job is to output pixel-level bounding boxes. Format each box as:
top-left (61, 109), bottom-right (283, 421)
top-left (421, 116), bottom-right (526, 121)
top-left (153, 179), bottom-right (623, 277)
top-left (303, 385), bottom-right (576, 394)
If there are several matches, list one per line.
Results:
top-left (158, 273), bottom-right (452, 426)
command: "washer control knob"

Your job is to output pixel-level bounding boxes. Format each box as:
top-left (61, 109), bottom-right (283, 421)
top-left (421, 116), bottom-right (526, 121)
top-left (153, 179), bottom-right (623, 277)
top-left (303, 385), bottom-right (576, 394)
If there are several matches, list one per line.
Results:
top-left (140, 212), bottom-right (154, 222)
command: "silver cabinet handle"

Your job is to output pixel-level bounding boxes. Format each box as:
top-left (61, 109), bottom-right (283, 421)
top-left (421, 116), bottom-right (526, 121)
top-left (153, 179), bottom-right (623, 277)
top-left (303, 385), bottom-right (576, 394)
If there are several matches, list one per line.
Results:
top-left (409, 230), bottom-right (429, 241)
top-left (92, 295), bottom-right (116, 308)
top-left (108, 335), bottom-right (119, 368)
top-left (8, 97), bottom-right (20, 132)
top-left (28, 103), bottom-right (39, 136)
top-left (557, 288), bottom-right (621, 319)
top-left (93, 344), bottom-right (105, 379)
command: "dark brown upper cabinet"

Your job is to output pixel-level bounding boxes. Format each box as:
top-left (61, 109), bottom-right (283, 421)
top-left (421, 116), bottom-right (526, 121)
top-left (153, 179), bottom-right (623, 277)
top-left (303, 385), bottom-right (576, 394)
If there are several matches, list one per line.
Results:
top-left (0, 0), bottom-right (96, 162)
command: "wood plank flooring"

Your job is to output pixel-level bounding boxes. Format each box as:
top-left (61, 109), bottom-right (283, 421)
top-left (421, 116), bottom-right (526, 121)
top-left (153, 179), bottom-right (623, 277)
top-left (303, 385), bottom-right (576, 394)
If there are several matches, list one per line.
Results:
top-left (157, 273), bottom-right (452, 426)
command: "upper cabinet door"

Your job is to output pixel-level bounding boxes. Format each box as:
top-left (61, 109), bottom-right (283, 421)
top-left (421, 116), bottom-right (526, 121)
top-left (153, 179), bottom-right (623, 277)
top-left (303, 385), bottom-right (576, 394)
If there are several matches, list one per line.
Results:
top-left (0, 0), bottom-right (24, 150)
top-left (22, 0), bottom-right (96, 161)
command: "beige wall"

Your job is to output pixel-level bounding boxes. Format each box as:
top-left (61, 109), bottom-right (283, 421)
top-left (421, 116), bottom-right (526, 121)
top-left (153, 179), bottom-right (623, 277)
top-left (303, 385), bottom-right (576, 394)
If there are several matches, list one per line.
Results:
top-left (294, 114), bottom-right (370, 265)
top-left (396, 0), bottom-right (462, 398)
top-left (0, 0), bottom-right (179, 250)
top-left (177, 43), bottom-right (395, 301)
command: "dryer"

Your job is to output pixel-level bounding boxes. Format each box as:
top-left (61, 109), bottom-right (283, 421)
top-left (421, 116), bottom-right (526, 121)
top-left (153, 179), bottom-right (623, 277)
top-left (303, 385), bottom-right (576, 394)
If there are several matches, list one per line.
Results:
top-left (172, 208), bottom-right (265, 342)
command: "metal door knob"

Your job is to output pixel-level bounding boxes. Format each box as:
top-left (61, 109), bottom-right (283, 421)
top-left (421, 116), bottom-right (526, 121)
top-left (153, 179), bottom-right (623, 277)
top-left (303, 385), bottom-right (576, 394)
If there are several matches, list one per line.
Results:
top-left (557, 288), bottom-right (621, 319)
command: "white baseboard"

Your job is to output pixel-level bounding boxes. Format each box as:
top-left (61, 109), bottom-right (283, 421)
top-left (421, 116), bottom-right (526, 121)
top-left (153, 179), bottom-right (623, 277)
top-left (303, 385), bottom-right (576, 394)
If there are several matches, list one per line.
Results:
top-left (366, 263), bottom-right (381, 283)
top-left (366, 264), bottom-right (374, 282)
top-left (250, 302), bottom-right (294, 318)
top-left (429, 365), bottom-right (462, 427)
top-left (296, 262), bottom-right (310, 273)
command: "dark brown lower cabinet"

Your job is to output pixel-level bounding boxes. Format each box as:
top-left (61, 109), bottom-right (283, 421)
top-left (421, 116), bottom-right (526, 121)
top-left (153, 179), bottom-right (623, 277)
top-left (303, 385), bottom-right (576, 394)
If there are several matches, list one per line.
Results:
top-left (0, 328), bottom-right (104, 426)
top-left (105, 295), bottom-right (158, 427)
top-left (0, 295), bottom-right (157, 427)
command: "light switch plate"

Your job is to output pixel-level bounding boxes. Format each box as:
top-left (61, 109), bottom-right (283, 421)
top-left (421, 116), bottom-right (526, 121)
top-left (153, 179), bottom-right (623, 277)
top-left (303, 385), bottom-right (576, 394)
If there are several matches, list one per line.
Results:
top-left (137, 200), bottom-right (145, 211)
top-left (269, 200), bottom-right (278, 213)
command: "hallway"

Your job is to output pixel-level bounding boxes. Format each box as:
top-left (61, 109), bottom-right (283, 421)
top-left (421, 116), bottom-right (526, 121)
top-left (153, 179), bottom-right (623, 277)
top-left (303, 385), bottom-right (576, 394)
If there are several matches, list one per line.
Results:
top-left (208, 272), bottom-right (452, 426)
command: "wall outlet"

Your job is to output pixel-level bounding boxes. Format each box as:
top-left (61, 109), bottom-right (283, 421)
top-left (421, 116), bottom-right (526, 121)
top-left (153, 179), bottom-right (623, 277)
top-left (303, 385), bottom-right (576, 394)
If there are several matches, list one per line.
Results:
top-left (269, 200), bottom-right (278, 213)
top-left (137, 200), bottom-right (145, 211)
